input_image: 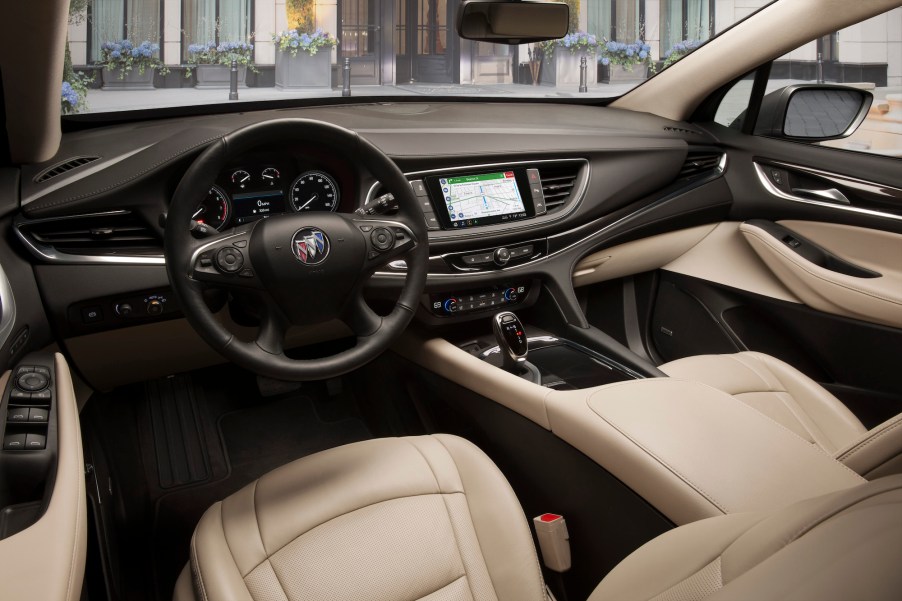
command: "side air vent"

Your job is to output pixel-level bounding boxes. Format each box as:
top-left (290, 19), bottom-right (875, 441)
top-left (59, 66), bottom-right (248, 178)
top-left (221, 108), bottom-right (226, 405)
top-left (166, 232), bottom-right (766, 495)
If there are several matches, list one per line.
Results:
top-left (34, 156), bottom-right (101, 183)
top-left (538, 164), bottom-right (581, 213)
top-left (677, 151), bottom-right (724, 181)
top-left (17, 211), bottom-right (162, 258)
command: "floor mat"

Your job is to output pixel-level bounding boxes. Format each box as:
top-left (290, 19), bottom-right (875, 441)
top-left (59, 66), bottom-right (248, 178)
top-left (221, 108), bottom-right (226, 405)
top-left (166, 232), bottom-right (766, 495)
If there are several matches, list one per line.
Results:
top-left (84, 364), bottom-right (372, 601)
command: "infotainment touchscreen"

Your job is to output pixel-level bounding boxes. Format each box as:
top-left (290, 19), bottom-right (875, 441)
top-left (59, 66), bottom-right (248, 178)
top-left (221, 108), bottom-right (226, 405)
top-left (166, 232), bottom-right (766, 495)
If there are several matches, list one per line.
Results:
top-left (430, 170), bottom-right (532, 228)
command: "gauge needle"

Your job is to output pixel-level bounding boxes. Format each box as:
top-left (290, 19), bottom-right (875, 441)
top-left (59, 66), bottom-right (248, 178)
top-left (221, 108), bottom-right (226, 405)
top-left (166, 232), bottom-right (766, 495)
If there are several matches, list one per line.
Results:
top-left (192, 207), bottom-right (205, 219)
top-left (298, 195), bottom-right (318, 210)
top-left (263, 174), bottom-right (273, 180)
top-left (241, 174), bottom-right (250, 183)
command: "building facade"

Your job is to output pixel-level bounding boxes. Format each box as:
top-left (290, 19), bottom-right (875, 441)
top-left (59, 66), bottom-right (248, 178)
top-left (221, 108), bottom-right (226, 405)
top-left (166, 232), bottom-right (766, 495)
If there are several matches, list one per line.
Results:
top-left (67, 0), bottom-right (901, 87)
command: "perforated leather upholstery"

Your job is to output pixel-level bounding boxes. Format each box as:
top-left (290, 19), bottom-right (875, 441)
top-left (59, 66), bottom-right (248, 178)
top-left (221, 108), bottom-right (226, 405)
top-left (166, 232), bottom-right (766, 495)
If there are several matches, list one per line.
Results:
top-left (177, 435), bottom-right (547, 601)
top-left (659, 351), bottom-right (902, 478)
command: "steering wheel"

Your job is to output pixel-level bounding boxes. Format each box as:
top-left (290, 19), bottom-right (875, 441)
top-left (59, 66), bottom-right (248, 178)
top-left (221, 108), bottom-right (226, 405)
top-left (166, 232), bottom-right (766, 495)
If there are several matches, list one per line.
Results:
top-left (164, 119), bottom-right (429, 381)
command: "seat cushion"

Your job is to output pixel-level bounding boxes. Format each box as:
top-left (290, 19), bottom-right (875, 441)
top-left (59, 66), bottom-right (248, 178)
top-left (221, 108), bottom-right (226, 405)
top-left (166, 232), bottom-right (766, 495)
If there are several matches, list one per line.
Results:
top-left (659, 351), bottom-right (867, 453)
top-left (589, 474), bottom-right (902, 601)
top-left (180, 435), bottom-right (547, 601)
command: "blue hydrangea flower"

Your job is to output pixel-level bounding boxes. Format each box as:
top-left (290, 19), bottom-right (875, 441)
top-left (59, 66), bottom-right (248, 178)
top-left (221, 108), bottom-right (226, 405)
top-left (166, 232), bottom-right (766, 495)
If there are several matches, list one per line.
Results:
top-left (600, 57), bottom-right (610, 65)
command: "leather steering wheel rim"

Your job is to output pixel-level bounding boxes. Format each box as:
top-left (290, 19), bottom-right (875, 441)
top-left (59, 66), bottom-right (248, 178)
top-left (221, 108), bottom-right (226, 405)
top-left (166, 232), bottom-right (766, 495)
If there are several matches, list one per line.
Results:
top-left (164, 118), bottom-right (428, 381)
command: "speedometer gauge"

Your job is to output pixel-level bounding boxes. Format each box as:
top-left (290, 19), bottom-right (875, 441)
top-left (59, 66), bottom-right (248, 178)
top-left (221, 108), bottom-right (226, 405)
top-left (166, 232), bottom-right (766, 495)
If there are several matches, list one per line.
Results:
top-left (289, 171), bottom-right (339, 212)
top-left (194, 186), bottom-right (231, 231)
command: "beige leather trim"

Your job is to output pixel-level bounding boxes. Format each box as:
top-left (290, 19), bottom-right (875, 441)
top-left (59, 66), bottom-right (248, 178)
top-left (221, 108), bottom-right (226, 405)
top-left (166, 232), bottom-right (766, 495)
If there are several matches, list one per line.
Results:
top-left (836, 414), bottom-right (902, 480)
top-left (662, 222), bottom-right (801, 303)
top-left (66, 314), bottom-right (351, 391)
top-left (779, 221), bottom-right (902, 280)
top-left (572, 224), bottom-right (717, 287)
top-left (173, 566), bottom-right (197, 601)
top-left (611, 0), bottom-right (897, 121)
top-left (0, 354), bottom-right (87, 601)
top-left (393, 333), bottom-right (553, 429)
top-left (546, 378), bottom-right (865, 525)
top-left (740, 222), bottom-right (902, 328)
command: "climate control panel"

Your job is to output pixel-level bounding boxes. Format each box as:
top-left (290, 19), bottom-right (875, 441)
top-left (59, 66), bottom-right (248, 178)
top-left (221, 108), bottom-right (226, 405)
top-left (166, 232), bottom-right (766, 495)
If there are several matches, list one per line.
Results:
top-left (429, 283), bottom-right (529, 317)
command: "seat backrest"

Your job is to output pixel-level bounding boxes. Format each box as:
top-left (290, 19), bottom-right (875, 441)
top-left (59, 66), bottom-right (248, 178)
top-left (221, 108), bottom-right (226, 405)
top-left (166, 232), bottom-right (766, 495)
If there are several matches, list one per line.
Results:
top-left (590, 474), bottom-right (902, 601)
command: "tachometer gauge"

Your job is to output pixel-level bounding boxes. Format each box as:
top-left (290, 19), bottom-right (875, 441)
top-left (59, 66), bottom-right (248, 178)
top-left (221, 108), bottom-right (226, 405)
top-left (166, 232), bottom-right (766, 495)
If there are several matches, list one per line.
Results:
top-left (289, 171), bottom-right (340, 212)
top-left (193, 186), bottom-right (231, 231)
top-left (261, 167), bottom-right (281, 186)
top-left (231, 169), bottom-right (252, 189)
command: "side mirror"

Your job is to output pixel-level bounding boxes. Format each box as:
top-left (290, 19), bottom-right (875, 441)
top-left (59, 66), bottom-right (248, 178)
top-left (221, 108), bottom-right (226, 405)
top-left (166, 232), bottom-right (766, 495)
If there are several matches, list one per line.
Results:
top-left (456, 0), bottom-right (569, 45)
top-left (755, 84), bottom-right (873, 141)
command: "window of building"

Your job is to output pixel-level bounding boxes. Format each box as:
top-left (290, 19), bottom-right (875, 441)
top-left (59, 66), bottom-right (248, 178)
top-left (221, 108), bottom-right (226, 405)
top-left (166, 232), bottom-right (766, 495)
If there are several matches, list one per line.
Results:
top-left (89, 0), bottom-right (160, 61)
top-left (588, 0), bottom-right (643, 42)
top-left (183, 0), bottom-right (252, 58)
top-left (661, 0), bottom-right (714, 56)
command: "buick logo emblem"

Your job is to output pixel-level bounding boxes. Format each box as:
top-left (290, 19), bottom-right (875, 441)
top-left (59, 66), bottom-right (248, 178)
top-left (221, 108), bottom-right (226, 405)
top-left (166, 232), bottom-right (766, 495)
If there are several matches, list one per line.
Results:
top-left (291, 228), bottom-right (330, 265)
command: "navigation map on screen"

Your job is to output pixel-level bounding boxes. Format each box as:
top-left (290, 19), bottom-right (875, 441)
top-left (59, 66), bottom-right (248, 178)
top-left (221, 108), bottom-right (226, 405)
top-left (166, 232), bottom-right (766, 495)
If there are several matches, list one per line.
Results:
top-left (439, 171), bottom-right (526, 224)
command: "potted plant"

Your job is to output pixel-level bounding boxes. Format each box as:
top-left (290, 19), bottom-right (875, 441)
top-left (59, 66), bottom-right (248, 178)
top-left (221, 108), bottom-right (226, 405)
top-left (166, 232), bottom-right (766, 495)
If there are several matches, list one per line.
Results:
top-left (539, 32), bottom-right (600, 86)
top-left (657, 39), bottom-right (704, 72)
top-left (598, 40), bottom-right (652, 84)
top-left (187, 41), bottom-right (255, 89)
top-left (97, 40), bottom-right (168, 90)
top-left (273, 28), bottom-right (338, 89)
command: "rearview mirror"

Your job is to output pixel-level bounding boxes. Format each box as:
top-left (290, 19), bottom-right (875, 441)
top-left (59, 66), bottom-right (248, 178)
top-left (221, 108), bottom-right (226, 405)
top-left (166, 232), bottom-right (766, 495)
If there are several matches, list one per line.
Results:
top-left (755, 84), bottom-right (873, 141)
top-left (456, 0), bottom-right (570, 45)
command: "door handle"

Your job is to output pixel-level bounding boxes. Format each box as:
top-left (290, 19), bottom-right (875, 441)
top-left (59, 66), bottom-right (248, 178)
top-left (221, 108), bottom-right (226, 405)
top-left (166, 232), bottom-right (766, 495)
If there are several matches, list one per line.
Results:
top-left (792, 187), bottom-right (850, 205)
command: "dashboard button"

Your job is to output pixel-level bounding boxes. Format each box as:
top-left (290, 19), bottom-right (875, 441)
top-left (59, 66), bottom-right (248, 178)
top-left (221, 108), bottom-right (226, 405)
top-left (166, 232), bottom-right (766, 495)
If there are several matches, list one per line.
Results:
top-left (422, 213), bottom-right (441, 230)
top-left (81, 306), bottom-right (104, 324)
top-left (417, 197), bottom-right (434, 213)
top-left (526, 169), bottom-right (541, 183)
top-left (493, 247), bottom-right (511, 266)
top-left (410, 180), bottom-right (428, 197)
top-left (512, 245), bottom-right (534, 258)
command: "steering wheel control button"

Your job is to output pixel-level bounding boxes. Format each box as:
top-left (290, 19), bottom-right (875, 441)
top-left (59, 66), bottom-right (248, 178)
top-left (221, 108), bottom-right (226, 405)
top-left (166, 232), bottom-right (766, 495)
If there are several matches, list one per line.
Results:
top-left (3, 434), bottom-right (26, 451)
top-left (359, 224), bottom-right (374, 232)
top-left (291, 228), bottom-right (330, 265)
top-left (232, 240), bottom-right (248, 248)
top-left (215, 247), bottom-right (245, 273)
top-left (17, 371), bottom-right (49, 392)
top-left (493, 247), bottom-right (512, 266)
top-left (371, 228), bottom-right (395, 251)
top-left (239, 268), bottom-right (255, 278)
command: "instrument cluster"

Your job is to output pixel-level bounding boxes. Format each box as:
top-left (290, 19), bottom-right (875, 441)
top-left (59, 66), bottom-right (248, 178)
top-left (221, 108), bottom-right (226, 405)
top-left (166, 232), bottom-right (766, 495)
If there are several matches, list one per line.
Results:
top-left (194, 163), bottom-right (342, 231)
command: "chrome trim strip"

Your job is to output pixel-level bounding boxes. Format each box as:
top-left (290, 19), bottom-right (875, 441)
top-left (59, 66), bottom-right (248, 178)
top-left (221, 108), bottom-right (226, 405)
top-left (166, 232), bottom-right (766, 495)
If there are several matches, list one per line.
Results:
top-left (765, 160), bottom-right (902, 200)
top-left (753, 163), bottom-right (902, 222)
top-left (364, 158), bottom-right (590, 241)
top-left (0, 261), bottom-right (17, 349)
top-left (14, 211), bottom-right (166, 265)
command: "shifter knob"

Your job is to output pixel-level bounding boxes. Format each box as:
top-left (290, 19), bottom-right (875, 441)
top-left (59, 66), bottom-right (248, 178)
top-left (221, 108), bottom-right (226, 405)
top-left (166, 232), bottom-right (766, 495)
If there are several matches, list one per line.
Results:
top-left (492, 311), bottom-right (528, 372)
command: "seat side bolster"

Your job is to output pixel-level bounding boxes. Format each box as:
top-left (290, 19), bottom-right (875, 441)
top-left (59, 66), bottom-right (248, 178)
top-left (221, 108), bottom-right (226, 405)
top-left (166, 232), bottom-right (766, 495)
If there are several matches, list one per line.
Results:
top-left (191, 503), bottom-right (255, 601)
top-left (434, 434), bottom-right (547, 601)
top-left (836, 414), bottom-right (902, 479)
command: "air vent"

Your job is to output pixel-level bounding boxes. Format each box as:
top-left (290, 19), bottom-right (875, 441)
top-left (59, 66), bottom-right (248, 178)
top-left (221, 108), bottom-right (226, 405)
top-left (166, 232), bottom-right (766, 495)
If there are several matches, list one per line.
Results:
top-left (19, 211), bottom-right (161, 256)
top-left (677, 151), bottom-right (723, 181)
top-left (538, 164), bottom-right (580, 213)
top-left (34, 156), bottom-right (101, 183)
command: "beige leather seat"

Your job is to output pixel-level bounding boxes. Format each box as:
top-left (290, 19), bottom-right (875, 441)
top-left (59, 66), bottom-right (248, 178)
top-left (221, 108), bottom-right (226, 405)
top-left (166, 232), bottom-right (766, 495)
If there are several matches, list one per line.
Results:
top-left (175, 435), bottom-right (902, 601)
top-left (660, 351), bottom-right (902, 479)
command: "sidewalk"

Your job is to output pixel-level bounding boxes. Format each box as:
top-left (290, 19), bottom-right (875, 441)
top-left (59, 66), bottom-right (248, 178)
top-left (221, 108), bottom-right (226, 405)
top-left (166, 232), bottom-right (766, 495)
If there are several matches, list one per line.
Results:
top-left (83, 81), bottom-right (642, 113)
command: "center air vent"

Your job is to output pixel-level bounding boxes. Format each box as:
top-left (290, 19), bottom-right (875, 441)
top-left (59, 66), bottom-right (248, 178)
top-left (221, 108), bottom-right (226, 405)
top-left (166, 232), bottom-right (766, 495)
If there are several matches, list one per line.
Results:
top-left (34, 156), bottom-right (101, 183)
top-left (677, 151), bottom-right (724, 181)
top-left (538, 164), bottom-right (581, 213)
top-left (17, 211), bottom-right (162, 258)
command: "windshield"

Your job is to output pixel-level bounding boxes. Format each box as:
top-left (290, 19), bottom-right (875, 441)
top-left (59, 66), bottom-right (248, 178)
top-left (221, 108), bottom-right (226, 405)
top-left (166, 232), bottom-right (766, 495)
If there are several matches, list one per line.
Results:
top-left (61, 0), bottom-right (768, 115)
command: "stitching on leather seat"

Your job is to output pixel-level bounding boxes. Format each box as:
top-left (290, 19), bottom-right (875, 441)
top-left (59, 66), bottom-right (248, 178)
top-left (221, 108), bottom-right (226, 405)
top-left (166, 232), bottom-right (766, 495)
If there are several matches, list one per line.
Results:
top-left (836, 416), bottom-right (902, 462)
top-left (191, 532), bottom-right (210, 601)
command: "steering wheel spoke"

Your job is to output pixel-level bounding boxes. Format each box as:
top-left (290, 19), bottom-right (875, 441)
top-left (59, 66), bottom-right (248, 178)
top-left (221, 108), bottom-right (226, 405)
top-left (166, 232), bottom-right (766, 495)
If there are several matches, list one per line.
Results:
top-left (341, 291), bottom-right (383, 337)
top-left (255, 300), bottom-right (290, 356)
top-left (351, 217), bottom-right (418, 272)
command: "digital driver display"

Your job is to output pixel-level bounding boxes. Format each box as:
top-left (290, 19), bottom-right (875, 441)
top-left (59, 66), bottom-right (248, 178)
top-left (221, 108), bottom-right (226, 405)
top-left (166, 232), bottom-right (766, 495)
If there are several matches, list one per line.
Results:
top-left (232, 190), bottom-right (286, 225)
top-left (439, 171), bottom-right (528, 227)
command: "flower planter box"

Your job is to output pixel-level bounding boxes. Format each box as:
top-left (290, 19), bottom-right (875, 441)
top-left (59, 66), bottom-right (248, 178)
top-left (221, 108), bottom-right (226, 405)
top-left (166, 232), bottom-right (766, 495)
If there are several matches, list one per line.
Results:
top-left (275, 51), bottom-right (332, 89)
top-left (540, 51), bottom-right (597, 86)
top-left (600, 63), bottom-right (648, 84)
top-left (194, 65), bottom-right (248, 89)
top-left (101, 67), bottom-right (155, 90)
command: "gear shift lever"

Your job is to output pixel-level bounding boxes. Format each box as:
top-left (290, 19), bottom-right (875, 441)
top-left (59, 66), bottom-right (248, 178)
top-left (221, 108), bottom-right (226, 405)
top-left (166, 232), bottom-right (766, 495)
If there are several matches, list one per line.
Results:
top-left (492, 311), bottom-right (540, 384)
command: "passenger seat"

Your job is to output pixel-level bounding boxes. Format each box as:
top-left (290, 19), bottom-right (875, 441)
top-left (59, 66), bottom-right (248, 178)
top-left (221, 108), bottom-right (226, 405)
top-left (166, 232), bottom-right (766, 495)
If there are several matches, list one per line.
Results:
top-left (660, 351), bottom-right (902, 479)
